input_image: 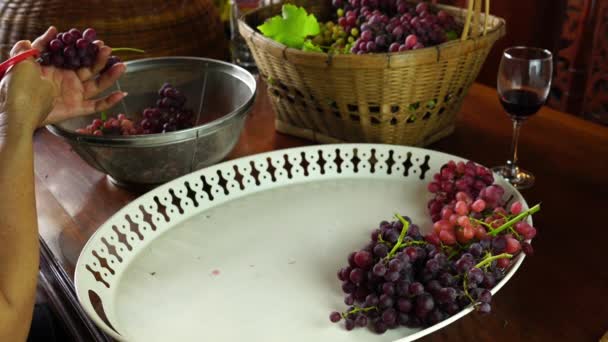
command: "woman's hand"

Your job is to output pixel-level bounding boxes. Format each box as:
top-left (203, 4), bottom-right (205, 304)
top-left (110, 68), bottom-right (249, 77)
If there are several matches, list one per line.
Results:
top-left (0, 58), bottom-right (56, 138)
top-left (0, 26), bottom-right (127, 137)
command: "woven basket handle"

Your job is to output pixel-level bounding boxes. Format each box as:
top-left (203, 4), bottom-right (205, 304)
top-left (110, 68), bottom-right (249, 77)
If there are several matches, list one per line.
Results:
top-left (431, 0), bottom-right (490, 40)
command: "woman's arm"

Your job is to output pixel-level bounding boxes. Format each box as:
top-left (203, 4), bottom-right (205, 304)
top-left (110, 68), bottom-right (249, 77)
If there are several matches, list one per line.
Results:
top-left (0, 27), bottom-right (126, 341)
top-left (0, 130), bottom-right (39, 342)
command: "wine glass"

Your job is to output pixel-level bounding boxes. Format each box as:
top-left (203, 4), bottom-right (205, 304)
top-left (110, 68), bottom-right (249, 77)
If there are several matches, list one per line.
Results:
top-left (492, 47), bottom-right (553, 189)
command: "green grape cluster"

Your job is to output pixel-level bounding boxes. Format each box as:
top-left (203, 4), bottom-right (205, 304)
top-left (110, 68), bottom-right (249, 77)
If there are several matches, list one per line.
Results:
top-left (311, 19), bottom-right (358, 54)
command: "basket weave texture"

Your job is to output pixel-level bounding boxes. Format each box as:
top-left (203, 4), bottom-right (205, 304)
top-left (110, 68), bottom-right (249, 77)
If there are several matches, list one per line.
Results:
top-left (239, 0), bottom-right (505, 146)
top-left (0, 0), bottom-right (227, 62)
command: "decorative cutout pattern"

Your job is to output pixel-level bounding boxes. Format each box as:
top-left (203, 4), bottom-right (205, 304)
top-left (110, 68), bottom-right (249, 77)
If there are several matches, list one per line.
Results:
top-left (74, 144), bottom-right (524, 340)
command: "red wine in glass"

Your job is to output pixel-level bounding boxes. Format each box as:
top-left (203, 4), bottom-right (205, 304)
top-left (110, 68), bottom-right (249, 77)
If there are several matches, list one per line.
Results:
top-left (499, 89), bottom-right (545, 120)
top-left (492, 47), bottom-right (553, 189)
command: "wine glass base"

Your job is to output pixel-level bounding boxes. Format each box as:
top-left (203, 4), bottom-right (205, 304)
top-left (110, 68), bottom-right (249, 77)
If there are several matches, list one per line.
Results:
top-left (491, 166), bottom-right (535, 190)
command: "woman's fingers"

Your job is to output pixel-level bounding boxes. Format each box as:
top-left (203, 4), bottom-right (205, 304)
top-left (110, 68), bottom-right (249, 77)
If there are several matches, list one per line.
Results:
top-left (91, 91), bottom-right (127, 113)
top-left (83, 62), bottom-right (126, 99)
top-left (76, 41), bottom-right (109, 82)
top-left (10, 40), bottom-right (32, 57)
top-left (41, 91), bottom-right (127, 126)
top-left (91, 42), bottom-right (112, 76)
top-left (31, 26), bottom-right (58, 51)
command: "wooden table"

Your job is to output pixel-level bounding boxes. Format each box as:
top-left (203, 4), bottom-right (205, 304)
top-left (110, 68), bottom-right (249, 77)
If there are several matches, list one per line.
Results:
top-left (34, 82), bottom-right (608, 341)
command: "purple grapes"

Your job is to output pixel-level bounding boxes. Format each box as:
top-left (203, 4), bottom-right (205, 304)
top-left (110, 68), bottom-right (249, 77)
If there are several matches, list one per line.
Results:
top-left (40, 28), bottom-right (99, 70)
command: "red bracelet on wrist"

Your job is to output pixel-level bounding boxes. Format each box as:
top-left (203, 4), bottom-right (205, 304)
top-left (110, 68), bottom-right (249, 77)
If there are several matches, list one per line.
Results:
top-left (0, 48), bottom-right (40, 79)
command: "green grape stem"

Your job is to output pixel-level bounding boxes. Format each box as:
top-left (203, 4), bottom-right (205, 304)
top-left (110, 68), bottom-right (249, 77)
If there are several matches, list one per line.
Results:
top-left (474, 253), bottom-right (512, 269)
top-left (342, 305), bottom-right (377, 318)
top-left (397, 240), bottom-right (427, 248)
top-left (386, 214), bottom-right (410, 259)
top-left (463, 252), bottom-right (512, 304)
top-left (488, 204), bottom-right (541, 237)
top-left (112, 48), bottom-right (145, 54)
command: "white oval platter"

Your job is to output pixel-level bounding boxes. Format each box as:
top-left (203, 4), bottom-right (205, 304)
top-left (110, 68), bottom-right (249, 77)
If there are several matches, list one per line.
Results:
top-left (75, 144), bottom-right (529, 342)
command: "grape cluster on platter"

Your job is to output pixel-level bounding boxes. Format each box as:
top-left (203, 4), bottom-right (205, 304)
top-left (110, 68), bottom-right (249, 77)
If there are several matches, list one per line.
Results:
top-left (330, 160), bottom-right (539, 333)
top-left (313, 0), bottom-right (462, 54)
top-left (76, 83), bottom-right (195, 136)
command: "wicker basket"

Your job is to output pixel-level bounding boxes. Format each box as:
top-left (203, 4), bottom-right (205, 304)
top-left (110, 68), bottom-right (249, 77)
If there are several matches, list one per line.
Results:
top-left (0, 0), bottom-right (227, 62)
top-left (239, 0), bottom-right (505, 146)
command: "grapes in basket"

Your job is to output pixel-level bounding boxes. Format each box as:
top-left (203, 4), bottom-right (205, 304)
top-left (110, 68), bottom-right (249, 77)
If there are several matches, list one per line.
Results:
top-left (76, 83), bottom-right (195, 136)
top-left (38, 27), bottom-right (142, 71)
top-left (258, 1), bottom-right (463, 54)
top-left (330, 160), bottom-right (540, 333)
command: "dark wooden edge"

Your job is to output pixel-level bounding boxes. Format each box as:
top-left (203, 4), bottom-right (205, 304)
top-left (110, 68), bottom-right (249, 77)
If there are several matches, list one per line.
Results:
top-left (38, 237), bottom-right (113, 342)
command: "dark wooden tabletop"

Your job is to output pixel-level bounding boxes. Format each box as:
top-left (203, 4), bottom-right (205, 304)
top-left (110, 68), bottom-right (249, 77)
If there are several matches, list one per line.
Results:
top-left (34, 82), bottom-right (608, 341)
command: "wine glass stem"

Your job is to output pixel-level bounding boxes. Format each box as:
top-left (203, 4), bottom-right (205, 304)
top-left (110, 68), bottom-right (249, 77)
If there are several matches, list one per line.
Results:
top-left (508, 120), bottom-right (522, 178)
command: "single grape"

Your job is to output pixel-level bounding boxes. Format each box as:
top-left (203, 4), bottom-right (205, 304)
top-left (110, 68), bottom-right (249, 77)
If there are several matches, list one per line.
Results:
top-left (496, 258), bottom-right (510, 269)
top-left (415, 294), bottom-right (434, 318)
top-left (521, 241), bottom-right (534, 255)
top-left (354, 250), bottom-right (373, 268)
top-left (365, 294), bottom-right (380, 306)
top-left (374, 244), bottom-right (388, 258)
top-left (49, 39), bottom-right (64, 52)
top-left (467, 268), bottom-right (484, 284)
top-left (409, 282), bottom-right (424, 296)
top-left (372, 262), bottom-right (387, 277)
top-left (342, 281), bottom-right (356, 293)
top-left (68, 28), bottom-right (82, 38)
top-left (505, 237), bottom-right (521, 253)
top-left (477, 303), bottom-right (491, 314)
top-left (382, 282), bottom-right (395, 296)
top-left (378, 294), bottom-right (394, 309)
top-left (82, 28), bottom-right (97, 42)
top-left (374, 320), bottom-right (388, 334)
top-left (381, 308), bottom-right (397, 325)
top-left (405, 34), bottom-right (418, 48)
top-left (388, 259), bottom-right (403, 272)
top-left (345, 318), bottom-right (355, 330)
top-left (62, 32), bottom-right (75, 45)
top-left (384, 271), bottom-right (400, 282)
top-left (330, 311), bottom-right (342, 323)
top-left (355, 314), bottom-right (368, 327)
top-left (510, 201), bottom-right (523, 215)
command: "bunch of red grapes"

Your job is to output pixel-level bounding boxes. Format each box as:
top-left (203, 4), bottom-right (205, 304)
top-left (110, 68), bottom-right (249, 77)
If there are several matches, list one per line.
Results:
top-left (38, 27), bottom-right (123, 73)
top-left (39, 28), bottom-right (99, 69)
top-left (140, 83), bottom-right (195, 134)
top-left (76, 83), bottom-right (195, 136)
top-left (331, 0), bottom-right (461, 54)
top-left (330, 160), bottom-right (539, 333)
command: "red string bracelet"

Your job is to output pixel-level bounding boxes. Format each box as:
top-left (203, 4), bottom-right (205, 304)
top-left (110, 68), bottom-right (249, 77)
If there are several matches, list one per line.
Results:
top-left (0, 48), bottom-right (40, 79)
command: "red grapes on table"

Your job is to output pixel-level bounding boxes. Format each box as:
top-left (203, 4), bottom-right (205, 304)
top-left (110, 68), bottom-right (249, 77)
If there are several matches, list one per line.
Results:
top-left (313, 1), bottom-right (462, 54)
top-left (76, 83), bottom-right (195, 136)
top-left (330, 160), bottom-right (540, 333)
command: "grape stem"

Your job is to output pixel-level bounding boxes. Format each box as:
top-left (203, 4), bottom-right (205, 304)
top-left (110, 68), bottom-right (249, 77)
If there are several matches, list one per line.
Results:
top-left (112, 48), bottom-right (146, 53)
top-left (386, 214), bottom-right (410, 259)
top-left (463, 253), bottom-right (512, 305)
top-left (474, 253), bottom-right (512, 269)
top-left (488, 204), bottom-right (541, 237)
top-left (397, 240), bottom-right (427, 248)
top-left (342, 305), bottom-right (377, 318)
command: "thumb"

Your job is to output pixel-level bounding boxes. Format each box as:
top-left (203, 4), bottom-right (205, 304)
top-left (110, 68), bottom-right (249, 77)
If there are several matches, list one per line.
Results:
top-left (10, 40), bottom-right (33, 57)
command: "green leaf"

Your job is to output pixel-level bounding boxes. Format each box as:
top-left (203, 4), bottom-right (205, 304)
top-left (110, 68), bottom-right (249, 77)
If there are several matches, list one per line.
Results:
top-left (100, 111), bottom-right (107, 121)
top-left (258, 4), bottom-right (320, 49)
top-left (302, 40), bottom-right (323, 52)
